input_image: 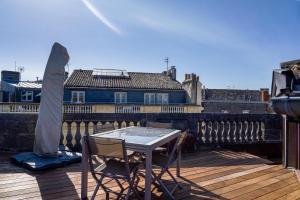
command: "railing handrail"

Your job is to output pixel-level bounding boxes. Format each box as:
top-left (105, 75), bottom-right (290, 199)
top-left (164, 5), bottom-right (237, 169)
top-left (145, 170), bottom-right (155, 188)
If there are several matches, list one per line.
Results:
top-left (0, 103), bottom-right (202, 113)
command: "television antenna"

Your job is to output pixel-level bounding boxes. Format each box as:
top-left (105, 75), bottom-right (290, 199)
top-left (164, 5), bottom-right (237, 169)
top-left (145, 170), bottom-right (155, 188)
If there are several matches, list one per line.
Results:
top-left (18, 66), bottom-right (25, 73)
top-left (164, 57), bottom-right (169, 70)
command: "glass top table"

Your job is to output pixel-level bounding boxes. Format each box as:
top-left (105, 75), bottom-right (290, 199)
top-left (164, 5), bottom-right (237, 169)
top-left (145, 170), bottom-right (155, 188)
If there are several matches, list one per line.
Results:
top-left (92, 126), bottom-right (178, 147)
top-left (81, 126), bottom-right (181, 200)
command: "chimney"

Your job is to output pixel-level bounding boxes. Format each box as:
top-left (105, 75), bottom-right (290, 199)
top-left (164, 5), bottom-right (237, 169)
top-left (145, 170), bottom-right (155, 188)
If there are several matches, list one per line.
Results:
top-left (64, 71), bottom-right (69, 81)
top-left (1, 70), bottom-right (20, 83)
top-left (182, 72), bottom-right (202, 106)
top-left (260, 88), bottom-right (270, 102)
top-left (167, 66), bottom-right (176, 80)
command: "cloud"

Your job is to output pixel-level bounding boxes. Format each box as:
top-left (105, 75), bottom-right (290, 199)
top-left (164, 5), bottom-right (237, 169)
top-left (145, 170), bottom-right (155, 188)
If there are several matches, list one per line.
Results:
top-left (81, 0), bottom-right (122, 35)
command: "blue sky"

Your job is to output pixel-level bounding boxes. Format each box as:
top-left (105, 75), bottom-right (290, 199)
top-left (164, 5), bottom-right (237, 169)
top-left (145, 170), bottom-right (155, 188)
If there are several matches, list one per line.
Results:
top-left (0, 0), bottom-right (299, 89)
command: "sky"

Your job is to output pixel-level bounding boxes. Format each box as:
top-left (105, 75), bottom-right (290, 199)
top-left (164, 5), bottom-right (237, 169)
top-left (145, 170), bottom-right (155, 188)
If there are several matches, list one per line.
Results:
top-left (0, 0), bottom-right (299, 89)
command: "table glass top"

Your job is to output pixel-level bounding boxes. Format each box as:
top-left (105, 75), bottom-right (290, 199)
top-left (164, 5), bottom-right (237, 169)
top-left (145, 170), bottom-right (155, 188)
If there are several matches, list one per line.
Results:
top-left (92, 126), bottom-right (178, 145)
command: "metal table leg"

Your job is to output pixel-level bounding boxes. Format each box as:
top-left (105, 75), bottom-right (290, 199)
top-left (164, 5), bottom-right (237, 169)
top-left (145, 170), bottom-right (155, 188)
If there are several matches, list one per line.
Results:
top-left (144, 149), bottom-right (152, 200)
top-left (81, 136), bottom-right (88, 199)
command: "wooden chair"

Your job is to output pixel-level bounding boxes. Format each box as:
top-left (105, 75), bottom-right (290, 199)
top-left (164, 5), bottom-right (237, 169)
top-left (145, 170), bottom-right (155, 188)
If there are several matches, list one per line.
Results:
top-left (93, 123), bottom-right (135, 160)
top-left (85, 136), bottom-right (142, 200)
top-left (151, 131), bottom-right (187, 200)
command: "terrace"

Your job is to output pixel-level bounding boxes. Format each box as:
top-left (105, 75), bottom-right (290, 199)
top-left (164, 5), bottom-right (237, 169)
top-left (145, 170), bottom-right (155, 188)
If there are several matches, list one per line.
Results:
top-left (1, 150), bottom-right (300, 200)
top-left (0, 107), bottom-right (293, 199)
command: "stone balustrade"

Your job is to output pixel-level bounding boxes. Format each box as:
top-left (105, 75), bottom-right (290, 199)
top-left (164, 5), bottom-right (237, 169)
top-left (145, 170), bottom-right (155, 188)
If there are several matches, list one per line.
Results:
top-left (0, 112), bottom-right (282, 152)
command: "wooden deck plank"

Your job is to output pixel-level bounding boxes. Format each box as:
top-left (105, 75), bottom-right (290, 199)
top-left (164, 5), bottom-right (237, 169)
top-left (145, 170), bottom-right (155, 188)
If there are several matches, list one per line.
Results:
top-left (0, 150), bottom-right (299, 200)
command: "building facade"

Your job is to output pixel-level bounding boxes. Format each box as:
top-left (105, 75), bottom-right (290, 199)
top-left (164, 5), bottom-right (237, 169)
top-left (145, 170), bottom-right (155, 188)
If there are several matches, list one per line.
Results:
top-left (0, 71), bottom-right (42, 103)
top-left (202, 88), bottom-right (270, 114)
top-left (63, 67), bottom-right (198, 106)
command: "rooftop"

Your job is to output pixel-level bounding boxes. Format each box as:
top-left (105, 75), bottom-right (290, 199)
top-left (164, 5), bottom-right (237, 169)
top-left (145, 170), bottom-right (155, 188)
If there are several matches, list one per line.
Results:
top-left (64, 69), bottom-right (183, 90)
top-left (10, 81), bottom-right (42, 89)
top-left (0, 150), bottom-right (299, 200)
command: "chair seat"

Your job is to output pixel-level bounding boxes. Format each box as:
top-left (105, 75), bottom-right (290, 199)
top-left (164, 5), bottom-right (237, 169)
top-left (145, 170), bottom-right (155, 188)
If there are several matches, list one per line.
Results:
top-left (95, 159), bottom-right (141, 178)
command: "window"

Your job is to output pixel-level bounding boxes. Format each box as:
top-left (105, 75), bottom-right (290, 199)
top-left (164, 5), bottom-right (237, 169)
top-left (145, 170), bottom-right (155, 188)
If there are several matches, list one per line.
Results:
top-left (157, 93), bottom-right (169, 104)
top-left (71, 91), bottom-right (85, 103)
top-left (144, 93), bottom-right (155, 104)
top-left (21, 90), bottom-right (33, 102)
top-left (115, 92), bottom-right (127, 104)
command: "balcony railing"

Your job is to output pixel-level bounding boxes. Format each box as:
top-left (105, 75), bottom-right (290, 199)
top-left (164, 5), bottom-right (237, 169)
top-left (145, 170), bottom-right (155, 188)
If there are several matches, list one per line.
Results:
top-left (0, 112), bottom-right (282, 152)
top-left (0, 103), bottom-right (202, 113)
top-left (61, 113), bottom-right (282, 151)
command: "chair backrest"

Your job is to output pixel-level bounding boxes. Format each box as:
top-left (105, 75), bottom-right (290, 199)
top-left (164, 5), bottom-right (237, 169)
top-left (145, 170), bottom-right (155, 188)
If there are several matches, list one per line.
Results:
top-left (177, 131), bottom-right (187, 148)
top-left (94, 123), bottom-right (115, 134)
top-left (87, 136), bottom-right (126, 159)
top-left (167, 131), bottom-right (188, 166)
top-left (146, 121), bottom-right (173, 129)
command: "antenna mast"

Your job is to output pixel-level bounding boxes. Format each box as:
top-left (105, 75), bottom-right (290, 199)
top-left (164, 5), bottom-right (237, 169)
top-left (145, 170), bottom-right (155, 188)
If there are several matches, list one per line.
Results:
top-left (164, 57), bottom-right (169, 70)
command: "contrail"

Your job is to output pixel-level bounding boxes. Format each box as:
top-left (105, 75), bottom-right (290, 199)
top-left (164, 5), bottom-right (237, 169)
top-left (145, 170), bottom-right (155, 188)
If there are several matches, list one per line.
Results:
top-left (81, 0), bottom-right (122, 35)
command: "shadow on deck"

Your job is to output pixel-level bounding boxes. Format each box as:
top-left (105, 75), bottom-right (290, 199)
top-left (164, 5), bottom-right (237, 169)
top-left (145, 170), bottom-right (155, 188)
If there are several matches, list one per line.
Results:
top-left (0, 150), bottom-right (299, 200)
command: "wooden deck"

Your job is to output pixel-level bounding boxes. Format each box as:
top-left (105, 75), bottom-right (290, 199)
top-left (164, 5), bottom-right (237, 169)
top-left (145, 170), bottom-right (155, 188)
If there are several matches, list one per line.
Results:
top-left (0, 150), bottom-right (300, 200)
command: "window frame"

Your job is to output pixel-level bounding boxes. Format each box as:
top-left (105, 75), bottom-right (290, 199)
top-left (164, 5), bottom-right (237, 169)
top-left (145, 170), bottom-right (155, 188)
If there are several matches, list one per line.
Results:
top-left (144, 93), bottom-right (156, 104)
top-left (157, 93), bottom-right (169, 105)
top-left (114, 92), bottom-right (127, 104)
top-left (71, 91), bottom-right (85, 104)
top-left (21, 90), bottom-right (33, 102)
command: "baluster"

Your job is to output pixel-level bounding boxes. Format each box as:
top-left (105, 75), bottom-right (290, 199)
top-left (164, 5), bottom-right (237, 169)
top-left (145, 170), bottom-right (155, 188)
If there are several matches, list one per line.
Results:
top-left (208, 121), bottom-right (213, 143)
top-left (121, 121), bottom-right (126, 128)
top-left (244, 121), bottom-right (249, 142)
top-left (224, 121), bottom-right (231, 143)
top-left (260, 122), bottom-right (265, 141)
top-left (60, 122), bottom-right (68, 145)
top-left (201, 121), bottom-right (208, 143)
top-left (66, 122), bottom-right (73, 150)
top-left (113, 121), bottom-right (119, 129)
top-left (232, 121), bottom-right (237, 143)
top-left (220, 121), bottom-right (225, 143)
top-left (256, 121), bottom-right (262, 141)
top-left (249, 121), bottom-right (254, 142)
top-left (71, 122), bottom-right (79, 151)
top-left (73, 122), bottom-right (84, 151)
top-left (236, 121), bottom-right (243, 143)
top-left (212, 121), bottom-right (219, 143)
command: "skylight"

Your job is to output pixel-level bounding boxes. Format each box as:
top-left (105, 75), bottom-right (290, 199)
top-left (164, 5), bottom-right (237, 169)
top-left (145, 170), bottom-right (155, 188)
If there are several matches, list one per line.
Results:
top-left (92, 69), bottom-right (129, 77)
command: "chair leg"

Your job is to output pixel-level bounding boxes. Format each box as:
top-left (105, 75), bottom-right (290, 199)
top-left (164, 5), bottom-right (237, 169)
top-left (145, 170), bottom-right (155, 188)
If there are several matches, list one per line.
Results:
top-left (91, 182), bottom-right (101, 200)
top-left (124, 187), bottom-right (132, 200)
top-left (130, 172), bottom-right (142, 200)
top-left (156, 177), bottom-right (175, 200)
top-left (166, 169), bottom-right (183, 189)
top-left (105, 192), bottom-right (109, 200)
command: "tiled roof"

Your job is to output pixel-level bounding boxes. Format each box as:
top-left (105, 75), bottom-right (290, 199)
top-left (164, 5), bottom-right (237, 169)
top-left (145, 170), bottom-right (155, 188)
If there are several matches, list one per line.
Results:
top-left (64, 70), bottom-right (183, 90)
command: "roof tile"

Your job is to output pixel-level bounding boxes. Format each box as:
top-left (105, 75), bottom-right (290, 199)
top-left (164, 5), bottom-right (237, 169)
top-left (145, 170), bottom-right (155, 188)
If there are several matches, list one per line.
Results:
top-left (64, 70), bottom-right (183, 90)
